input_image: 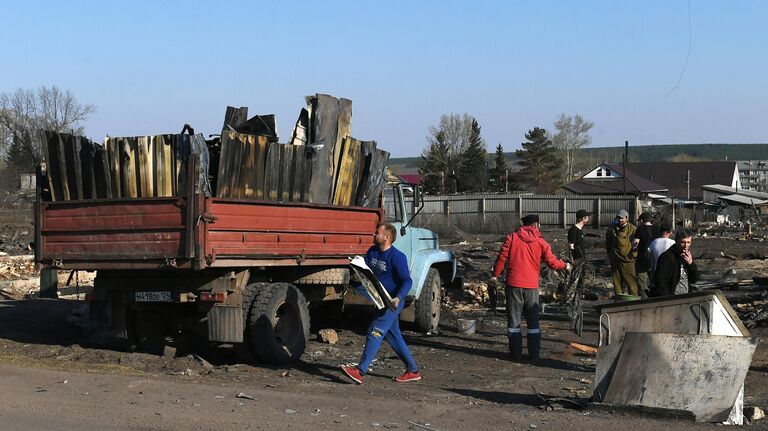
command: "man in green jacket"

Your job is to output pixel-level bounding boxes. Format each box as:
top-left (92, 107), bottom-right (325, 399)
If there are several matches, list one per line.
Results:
top-left (605, 209), bottom-right (639, 297)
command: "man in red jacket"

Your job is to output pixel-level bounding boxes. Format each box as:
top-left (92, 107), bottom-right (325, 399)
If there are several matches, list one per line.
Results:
top-left (492, 214), bottom-right (570, 361)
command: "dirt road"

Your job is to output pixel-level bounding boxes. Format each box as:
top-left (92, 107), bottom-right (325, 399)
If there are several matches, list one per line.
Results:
top-left (0, 298), bottom-right (765, 430)
top-left (0, 235), bottom-right (766, 430)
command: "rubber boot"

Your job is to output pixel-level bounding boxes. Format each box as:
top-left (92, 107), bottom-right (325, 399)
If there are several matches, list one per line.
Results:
top-left (508, 333), bottom-right (523, 361)
top-left (527, 333), bottom-right (541, 361)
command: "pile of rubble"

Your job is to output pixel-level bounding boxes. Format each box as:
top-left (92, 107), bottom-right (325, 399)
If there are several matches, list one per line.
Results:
top-left (734, 300), bottom-right (768, 329)
top-left (0, 255), bottom-right (96, 300)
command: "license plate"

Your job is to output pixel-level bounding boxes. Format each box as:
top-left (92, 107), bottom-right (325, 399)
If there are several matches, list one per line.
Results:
top-left (135, 291), bottom-right (172, 302)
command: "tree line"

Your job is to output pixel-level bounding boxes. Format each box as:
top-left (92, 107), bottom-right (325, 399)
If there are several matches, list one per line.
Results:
top-left (0, 86), bottom-right (95, 183)
top-left (419, 113), bottom-right (593, 194)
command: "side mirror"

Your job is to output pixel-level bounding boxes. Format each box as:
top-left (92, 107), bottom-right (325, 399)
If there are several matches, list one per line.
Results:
top-left (400, 226), bottom-right (407, 237)
top-left (413, 185), bottom-right (421, 207)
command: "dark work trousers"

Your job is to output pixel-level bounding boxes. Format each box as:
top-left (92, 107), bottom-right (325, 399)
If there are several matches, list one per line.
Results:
top-left (505, 286), bottom-right (541, 360)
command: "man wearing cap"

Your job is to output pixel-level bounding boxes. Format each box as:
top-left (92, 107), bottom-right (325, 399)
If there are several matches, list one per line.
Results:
top-left (634, 212), bottom-right (659, 298)
top-left (492, 214), bottom-right (570, 361)
top-left (605, 209), bottom-right (640, 297)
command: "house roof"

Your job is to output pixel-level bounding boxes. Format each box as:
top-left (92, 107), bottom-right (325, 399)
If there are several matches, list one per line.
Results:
top-left (717, 194), bottom-right (768, 206)
top-left (625, 162), bottom-right (737, 199)
top-left (561, 163), bottom-right (668, 195)
top-left (701, 184), bottom-right (768, 200)
top-left (398, 174), bottom-right (421, 185)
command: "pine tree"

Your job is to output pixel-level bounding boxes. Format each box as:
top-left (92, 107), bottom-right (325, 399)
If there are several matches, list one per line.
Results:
top-left (515, 127), bottom-right (562, 193)
top-left (490, 143), bottom-right (508, 192)
top-left (458, 119), bottom-right (488, 192)
top-left (6, 132), bottom-right (36, 172)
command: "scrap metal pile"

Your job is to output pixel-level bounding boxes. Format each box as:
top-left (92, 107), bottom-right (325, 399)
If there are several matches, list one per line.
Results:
top-left (39, 94), bottom-right (389, 208)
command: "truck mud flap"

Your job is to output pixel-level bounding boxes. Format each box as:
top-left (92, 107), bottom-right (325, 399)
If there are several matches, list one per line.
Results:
top-left (207, 304), bottom-right (243, 343)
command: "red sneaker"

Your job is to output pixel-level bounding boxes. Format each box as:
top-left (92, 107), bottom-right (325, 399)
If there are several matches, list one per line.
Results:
top-left (394, 370), bottom-right (422, 383)
top-left (341, 366), bottom-right (364, 384)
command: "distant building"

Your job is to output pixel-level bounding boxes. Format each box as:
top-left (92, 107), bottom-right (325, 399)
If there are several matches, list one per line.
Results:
top-left (560, 161), bottom-right (741, 202)
top-left (558, 163), bottom-right (668, 196)
top-left (626, 161), bottom-right (740, 201)
top-left (737, 160), bottom-right (768, 192)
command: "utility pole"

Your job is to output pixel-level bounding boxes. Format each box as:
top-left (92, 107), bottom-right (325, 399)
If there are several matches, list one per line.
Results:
top-left (622, 140), bottom-right (628, 195)
top-left (686, 169), bottom-right (691, 200)
top-left (504, 169), bottom-right (509, 193)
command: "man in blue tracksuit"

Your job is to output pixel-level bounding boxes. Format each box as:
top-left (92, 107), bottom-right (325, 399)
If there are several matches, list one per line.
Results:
top-left (341, 222), bottom-right (421, 384)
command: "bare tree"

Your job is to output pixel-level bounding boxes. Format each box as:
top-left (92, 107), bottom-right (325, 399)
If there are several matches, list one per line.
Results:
top-left (552, 113), bottom-right (593, 182)
top-left (0, 86), bottom-right (95, 166)
top-left (420, 113), bottom-right (473, 193)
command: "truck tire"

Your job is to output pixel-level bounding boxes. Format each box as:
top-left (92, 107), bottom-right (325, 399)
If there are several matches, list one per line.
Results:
top-left (134, 310), bottom-right (166, 355)
top-left (243, 282), bottom-right (310, 364)
top-left (415, 268), bottom-right (441, 333)
top-left (293, 267), bottom-right (349, 285)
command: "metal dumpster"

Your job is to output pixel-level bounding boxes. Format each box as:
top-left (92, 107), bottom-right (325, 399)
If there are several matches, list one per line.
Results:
top-left (594, 290), bottom-right (755, 424)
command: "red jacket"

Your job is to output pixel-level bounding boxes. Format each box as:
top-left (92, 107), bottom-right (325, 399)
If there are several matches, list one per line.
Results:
top-left (492, 225), bottom-right (567, 289)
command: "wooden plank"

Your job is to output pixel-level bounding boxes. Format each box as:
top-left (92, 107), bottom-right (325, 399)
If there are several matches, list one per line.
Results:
top-left (56, 133), bottom-right (71, 200)
top-left (94, 142), bottom-right (112, 199)
top-left (264, 142), bottom-right (281, 201)
top-left (43, 131), bottom-right (61, 201)
top-left (332, 98), bottom-right (352, 199)
top-left (105, 137), bottom-right (122, 198)
top-left (119, 138), bottom-right (138, 198)
top-left (137, 136), bottom-right (153, 197)
top-left (358, 147), bottom-right (389, 208)
top-left (237, 133), bottom-right (256, 198)
top-left (333, 137), bottom-right (361, 206)
top-left (66, 135), bottom-right (84, 200)
top-left (153, 135), bottom-right (173, 197)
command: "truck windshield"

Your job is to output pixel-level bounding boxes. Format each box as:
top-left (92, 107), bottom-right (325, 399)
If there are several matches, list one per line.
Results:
top-left (383, 186), bottom-right (402, 223)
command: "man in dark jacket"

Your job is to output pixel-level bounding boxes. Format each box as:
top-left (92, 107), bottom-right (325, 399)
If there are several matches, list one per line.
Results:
top-left (634, 212), bottom-right (659, 298)
top-left (651, 229), bottom-right (699, 297)
top-left (491, 214), bottom-right (570, 361)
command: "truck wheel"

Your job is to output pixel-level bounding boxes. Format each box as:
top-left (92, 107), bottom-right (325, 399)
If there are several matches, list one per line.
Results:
top-left (134, 310), bottom-right (166, 355)
top-left (415, 268), bottom-right (441, 332)
top-left (243, 282), bottom-right (309, 364)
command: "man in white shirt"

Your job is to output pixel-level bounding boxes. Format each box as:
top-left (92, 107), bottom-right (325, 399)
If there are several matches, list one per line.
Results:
top-left (648, 223), bottom-right (675, 271)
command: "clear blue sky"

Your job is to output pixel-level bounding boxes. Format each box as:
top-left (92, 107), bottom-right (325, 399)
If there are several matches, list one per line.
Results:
top-left (2, 1), bottom-right (767, 157)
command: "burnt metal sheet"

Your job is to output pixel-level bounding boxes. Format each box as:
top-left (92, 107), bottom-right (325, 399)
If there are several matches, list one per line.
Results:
top-left (233, 114), bottom-right (278, 143)
top-left (603, 332), bottom-right (757, 423)
top-left (357, 146), bottom-right (389, 208)
top-left (79, 137), bottom-right (97, 199)
top-left (264, 142), bottom-right (281, 201)
top-left (288, 108), bottom-right (308, 146)
top-left (307, 94), bottom-right (352, 204)
top-left (278, 144), bottom-right (295, 202)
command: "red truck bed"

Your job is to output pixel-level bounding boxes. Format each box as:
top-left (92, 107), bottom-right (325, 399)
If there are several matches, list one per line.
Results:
top-left (36, 195), bottom-right (380, 270)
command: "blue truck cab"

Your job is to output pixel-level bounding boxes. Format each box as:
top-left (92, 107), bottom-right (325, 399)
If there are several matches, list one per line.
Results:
top-left (382, 182), bottom-right (456, 332)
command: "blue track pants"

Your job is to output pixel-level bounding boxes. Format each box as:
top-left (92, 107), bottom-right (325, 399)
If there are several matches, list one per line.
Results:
top-left (357, 304), bottom-right (418, 374)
